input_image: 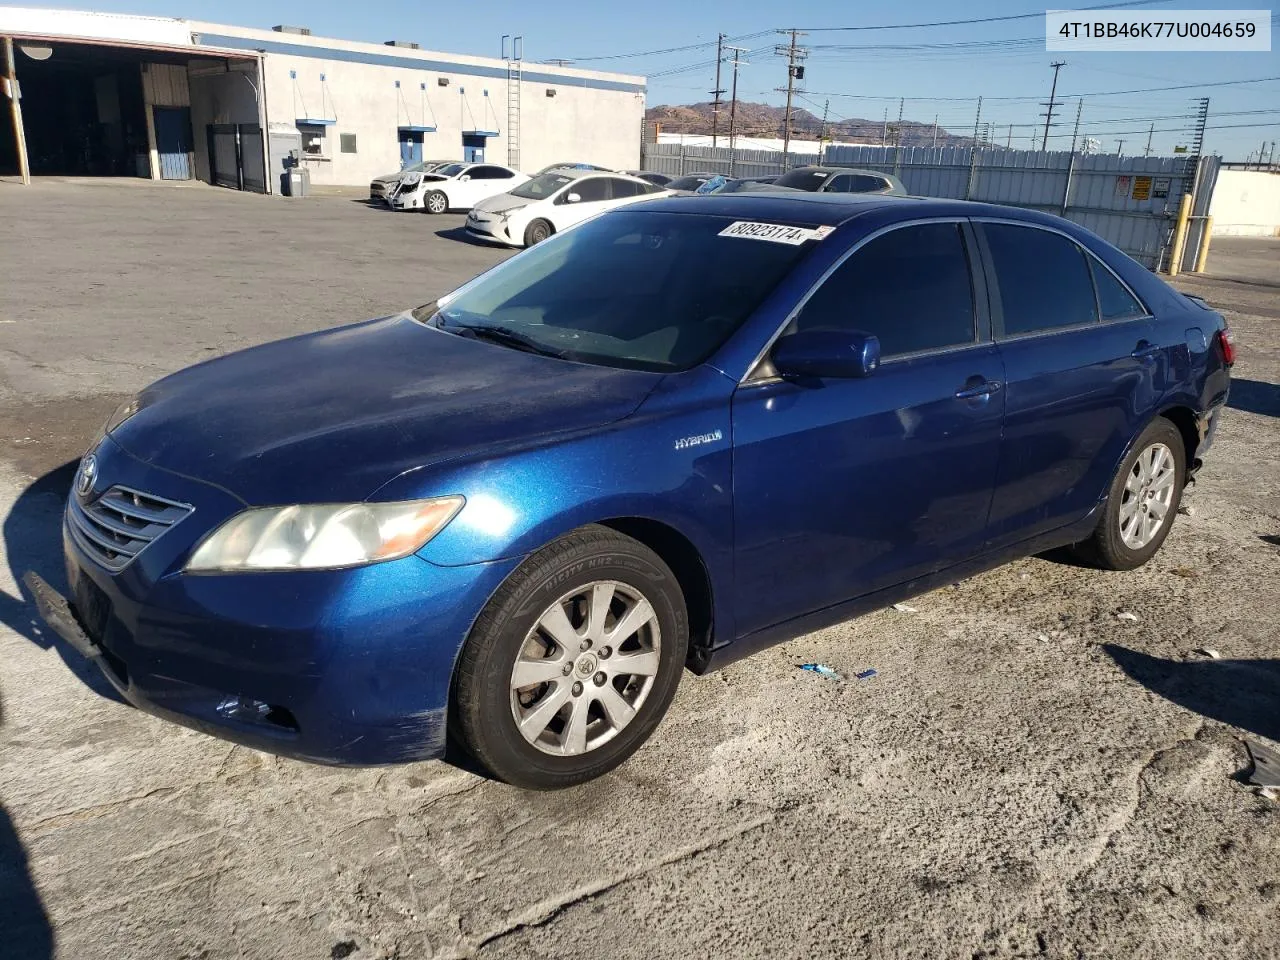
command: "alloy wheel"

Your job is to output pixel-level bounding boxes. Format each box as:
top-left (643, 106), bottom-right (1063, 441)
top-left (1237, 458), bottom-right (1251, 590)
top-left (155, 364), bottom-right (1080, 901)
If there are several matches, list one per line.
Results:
top-left (509, 580), bottom-right (661, 756)
top-left (1119, 441), bottom-right (1176, 549)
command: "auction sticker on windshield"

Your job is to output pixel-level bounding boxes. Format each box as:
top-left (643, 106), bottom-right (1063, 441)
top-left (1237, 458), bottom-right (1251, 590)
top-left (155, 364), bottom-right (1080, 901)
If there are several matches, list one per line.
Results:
top-left (718, 221), bottom-right (834, 245)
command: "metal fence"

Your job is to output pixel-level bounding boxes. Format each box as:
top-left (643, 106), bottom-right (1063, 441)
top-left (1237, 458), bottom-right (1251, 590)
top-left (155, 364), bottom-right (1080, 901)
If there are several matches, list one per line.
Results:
top-left (640, 142), bottom-right (1219, 271)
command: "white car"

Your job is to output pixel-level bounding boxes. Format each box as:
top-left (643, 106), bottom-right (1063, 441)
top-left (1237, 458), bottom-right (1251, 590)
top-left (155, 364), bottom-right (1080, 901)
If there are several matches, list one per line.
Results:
top-left (464, 170), bottom-right (670, 247)
top-left (391, 162), bottom-right (530, 213)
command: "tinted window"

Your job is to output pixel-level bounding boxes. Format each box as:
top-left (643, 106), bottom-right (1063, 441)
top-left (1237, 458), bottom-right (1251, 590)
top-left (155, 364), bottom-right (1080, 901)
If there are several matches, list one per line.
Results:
top-left (775, 169), bottom-right (832, 191)
top-left (468, 166), bottom-right (509, 180)
top-left (984, 224), bottom-right (1098, 335)
top-left (609, 178), bottom-right (643, 198)
top-left (1090, 257), bottom-right (1147, 321)
top-left (825, 174), bottom-right (852, 192)
top-left (420, 211), bottom-right (814, 372)
top-left (792, 222), bottom-right (976, 357)
top-left (569, 177), bottom-right (610, 202)
top-left (847, 174), bottom-right (889, 193)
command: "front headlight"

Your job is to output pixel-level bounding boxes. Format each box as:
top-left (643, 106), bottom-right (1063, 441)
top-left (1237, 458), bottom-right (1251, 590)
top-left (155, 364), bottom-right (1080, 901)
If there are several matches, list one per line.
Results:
top-left (186, 497), bottom-right (464, 572)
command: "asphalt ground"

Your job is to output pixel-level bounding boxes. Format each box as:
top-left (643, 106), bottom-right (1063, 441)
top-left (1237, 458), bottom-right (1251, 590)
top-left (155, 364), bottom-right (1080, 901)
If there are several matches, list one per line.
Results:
top-left (1, 179), bottom-right (1277, 960)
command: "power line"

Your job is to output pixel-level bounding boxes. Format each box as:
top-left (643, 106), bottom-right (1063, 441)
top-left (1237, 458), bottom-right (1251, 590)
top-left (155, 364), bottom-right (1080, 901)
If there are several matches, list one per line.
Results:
top-left (790, 74), bottom-right (1280, 103)
top-left (793, 0), bottom-right (1168, 32)
top-left (562, 30), bottom-right (772, 63)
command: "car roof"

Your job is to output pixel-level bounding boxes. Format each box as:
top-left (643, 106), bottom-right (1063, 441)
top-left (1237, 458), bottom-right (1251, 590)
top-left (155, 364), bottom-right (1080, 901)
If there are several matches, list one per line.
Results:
top-left (631, 192), bottom-right (1081, 229)
top-left (786, 165), bottom-right (897, 177)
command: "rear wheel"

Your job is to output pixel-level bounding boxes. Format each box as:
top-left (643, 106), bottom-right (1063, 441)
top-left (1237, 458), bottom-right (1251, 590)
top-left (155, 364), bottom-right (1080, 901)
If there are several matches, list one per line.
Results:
top-left (1074, 418), bottom-right (1185, 570)
top-left (523, 219), bottom-right (554, 246)
top-left (451, 526), bottom-right (687, 790)
top-left (424, 190), bottom-right (448, 214)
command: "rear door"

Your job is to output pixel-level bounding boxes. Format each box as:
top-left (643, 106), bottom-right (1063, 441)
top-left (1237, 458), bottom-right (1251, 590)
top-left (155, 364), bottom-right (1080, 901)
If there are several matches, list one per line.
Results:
top-left (731, 219), bottom-right (1005, 635)
top-left (977, 220), bottom-right (1159, 548)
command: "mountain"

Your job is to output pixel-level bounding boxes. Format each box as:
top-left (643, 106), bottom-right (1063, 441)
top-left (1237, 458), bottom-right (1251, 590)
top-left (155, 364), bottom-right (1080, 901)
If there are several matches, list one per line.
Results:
top-left (645, 101), bottom-right (971, 147)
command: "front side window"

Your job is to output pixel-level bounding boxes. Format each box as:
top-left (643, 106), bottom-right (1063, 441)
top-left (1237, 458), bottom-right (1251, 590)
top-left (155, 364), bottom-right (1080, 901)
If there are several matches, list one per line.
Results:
top-left (847, 174), bottom-right (890, 193)
top-left (789, 222), bottom-right (977, 358)
top-left (566, 177), bottom-right (609, 203)
top-left (415, 211), bottom-right (817, 372)
top-left (774, 169), bottom-right (831, 191)
top-left (984, 223), bottom-right (1099, 336)
top-left (1090, 257), bottom-right (1147, 321)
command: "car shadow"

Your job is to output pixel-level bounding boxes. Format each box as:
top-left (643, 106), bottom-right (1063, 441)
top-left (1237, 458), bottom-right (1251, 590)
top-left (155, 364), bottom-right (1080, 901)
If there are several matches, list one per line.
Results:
top-left (1102, 644), bottom-right (1280, 744)
top-left (0, 801), bottom-right (53, 960)
top-left (1, 460), bottom-right (124, 703)
top-left (434, 226), bottom-right (492, 246)
top-left (1227, 378), bottom-right (1280, 418)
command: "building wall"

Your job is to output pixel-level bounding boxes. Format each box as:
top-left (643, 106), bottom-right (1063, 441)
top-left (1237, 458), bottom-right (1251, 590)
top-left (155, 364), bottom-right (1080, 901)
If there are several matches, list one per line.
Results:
top-left (187, 60), bottom-right (261, 183)
top-left (1209, 169), bottom-right (1280, 237)
top-left (188, 23), bottom-right (645, 185)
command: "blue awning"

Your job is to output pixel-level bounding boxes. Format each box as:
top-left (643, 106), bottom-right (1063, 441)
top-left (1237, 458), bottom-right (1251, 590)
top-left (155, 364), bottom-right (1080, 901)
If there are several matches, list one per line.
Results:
top-left (462, 129), bottom-right (499, 138)
top-left (398, 125), bottom-right (438, 133)
top-left (296, 118), bottom-right (337, 126)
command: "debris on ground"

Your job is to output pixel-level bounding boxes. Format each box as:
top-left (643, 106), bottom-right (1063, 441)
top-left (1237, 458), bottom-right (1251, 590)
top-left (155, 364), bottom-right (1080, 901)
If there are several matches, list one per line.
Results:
top-left (892, 603), bottom-right (918, 613)
top-left (1116, 611), bottom-right (1140, 622)
top-left (799, 663), bottom-right (843, 680)
top-left (1037, 633), bottom-right (1051, 642)
top-left (855, 669), bottom-right (878, 681)
top-left (1244, 740), bottom-right (1280, 789)
top-left (1260, 787), bottom-right (1280, 803)
top-left (1172, 567), bottom-right (1199, 578)
top-left (1194, 648), bottom-right (1222, 659)
top-left (1178, 504), bottom-right (1196, 517)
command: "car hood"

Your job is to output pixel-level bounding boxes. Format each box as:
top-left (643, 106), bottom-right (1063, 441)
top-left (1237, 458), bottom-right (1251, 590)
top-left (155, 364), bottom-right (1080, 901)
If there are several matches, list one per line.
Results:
top-left (471, 193), bottom-right (536, 216)
top-left (110, 315), bottom-right (662, 504)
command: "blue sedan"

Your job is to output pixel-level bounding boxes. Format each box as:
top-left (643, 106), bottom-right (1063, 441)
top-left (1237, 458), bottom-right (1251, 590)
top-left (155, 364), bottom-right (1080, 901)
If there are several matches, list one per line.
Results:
top-left (29, 194), bottom-right (1233, 790)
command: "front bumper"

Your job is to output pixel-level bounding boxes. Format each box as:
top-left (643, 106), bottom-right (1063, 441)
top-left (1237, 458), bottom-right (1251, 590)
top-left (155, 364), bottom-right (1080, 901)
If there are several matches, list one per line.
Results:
top-left (464, 216), bottom-right (514, 246)
top-left (31, 438), bottom-right (519, 765)
top-left (391, 193), bottom-right (423, 210)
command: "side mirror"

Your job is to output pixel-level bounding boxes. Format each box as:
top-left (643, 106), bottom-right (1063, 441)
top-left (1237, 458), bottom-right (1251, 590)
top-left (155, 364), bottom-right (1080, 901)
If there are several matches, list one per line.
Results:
top-left (459, 174), bottom-right (471, 182)
top-left (566, 192), bottom-right (582, 203)
top-left (772, 329), bottom-right (881, 379)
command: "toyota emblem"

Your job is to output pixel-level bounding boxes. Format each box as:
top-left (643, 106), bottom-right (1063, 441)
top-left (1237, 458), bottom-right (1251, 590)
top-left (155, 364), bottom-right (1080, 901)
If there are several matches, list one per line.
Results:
top-left (76, 454), bottom-right (97, 498)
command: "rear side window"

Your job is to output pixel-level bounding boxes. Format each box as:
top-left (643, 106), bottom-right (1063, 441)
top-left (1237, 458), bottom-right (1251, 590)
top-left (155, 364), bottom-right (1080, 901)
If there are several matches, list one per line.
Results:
top-left (793, 222), bottom-right (976, 357)
top-left (984, 224), bottom-right (1098, 336)
top-left (568, 177), bottom-right (610, 202)
top-left (1090, 258), bottom-right (1147, 321)
top-left (608, 178), bottom-right (643, 198)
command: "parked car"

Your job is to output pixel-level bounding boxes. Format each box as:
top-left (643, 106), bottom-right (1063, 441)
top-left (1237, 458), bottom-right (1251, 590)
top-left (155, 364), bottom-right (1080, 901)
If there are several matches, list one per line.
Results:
top-left (706, 175), bottom-right (800, 195)
top-left (619, 170), bottom-right (674, 186)
top-left (369, 160), bottom-right (452, 201)
top-left (773, 166), bottom-right (906, 195)
top-left (665, 171), bottom-right (721, 193)
top-left (31, 194), bottom-right (1232, 791)
top-left (465, 169), bottom-right (669, 247)
top-left (391, 162), bottom-right (530, 213)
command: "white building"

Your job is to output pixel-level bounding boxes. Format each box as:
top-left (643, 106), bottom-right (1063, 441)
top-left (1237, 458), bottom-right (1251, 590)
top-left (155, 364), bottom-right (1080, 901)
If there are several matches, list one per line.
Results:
top-left (0, 7), bottom-right (646, 192)
top-left (656, 133), bottom-right (881, 156)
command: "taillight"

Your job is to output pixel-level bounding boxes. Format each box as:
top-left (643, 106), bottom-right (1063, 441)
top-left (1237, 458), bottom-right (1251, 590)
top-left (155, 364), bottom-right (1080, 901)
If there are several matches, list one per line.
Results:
top-left (1217, 327), bottom-right (1235, 366)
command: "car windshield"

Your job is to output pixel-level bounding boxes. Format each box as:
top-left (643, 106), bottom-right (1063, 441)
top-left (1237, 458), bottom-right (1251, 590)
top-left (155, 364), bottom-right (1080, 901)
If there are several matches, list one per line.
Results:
top-left (437, 163), bottom-right (467, 177)
top-left (413, 210), bottom-right (819, 372)
top-left (510, 173), bottom-right (576, 200)
top-left (774, 169), bottom-right (832, 191)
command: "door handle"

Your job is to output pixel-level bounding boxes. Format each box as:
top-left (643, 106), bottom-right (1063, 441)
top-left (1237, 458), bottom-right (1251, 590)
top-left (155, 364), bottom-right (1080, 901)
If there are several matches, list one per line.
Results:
top-left (1131, 340), bottom-right (1161, 361)
top-left (954, 379), bottom-right (1003, 400)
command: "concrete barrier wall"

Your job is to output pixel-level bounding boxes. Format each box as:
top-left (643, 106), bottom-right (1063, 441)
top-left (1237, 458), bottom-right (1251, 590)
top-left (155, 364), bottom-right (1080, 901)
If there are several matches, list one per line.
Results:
top-left (1210, 170), bottom-right (1280, 237)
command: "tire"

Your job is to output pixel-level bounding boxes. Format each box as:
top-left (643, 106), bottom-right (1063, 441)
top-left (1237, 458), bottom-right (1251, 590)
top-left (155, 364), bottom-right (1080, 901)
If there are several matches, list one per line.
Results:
top-left (451, 525), bottom-right (688, 790)
top-left (1073, 417), bottom-right (1185, 571)
top-left (523, 219), bottom-right (553, 247)
top-left (424, 190), bottom-right (448, 215)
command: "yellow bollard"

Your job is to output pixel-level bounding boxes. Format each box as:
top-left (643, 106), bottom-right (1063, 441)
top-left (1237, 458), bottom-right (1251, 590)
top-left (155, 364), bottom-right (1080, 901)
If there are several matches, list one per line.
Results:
top-left (1193, 215), bottom-right (1214, 273)
top-left (1168, 193), bottom-right (1193, 276)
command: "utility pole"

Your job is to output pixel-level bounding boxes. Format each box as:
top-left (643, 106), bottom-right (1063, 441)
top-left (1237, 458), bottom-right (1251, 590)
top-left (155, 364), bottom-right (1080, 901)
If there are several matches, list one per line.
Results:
top-left (710, 33), bottom-right (725, 147)
top-left (931, 115), bottom-right (938, 148)
top-left (1116, 139), bottom-right (1125, 155)
top-left (1144, 121), bottom-right (1155, 156)
top-left (1040, 60), bottom-right (1066, 152)
top-left (893, 97), bottom-right (905, 176)
top-left (1007, 124), bottom-right (1013, 149)
top-left (3, 37), bottom-right (30, 185)
top-left (726, 45), bottom-right (748, 163)
top-left (817, 98), bottom-right (830, 163)
top-left (881, 106), bottom-right (888, 145)
top-left (1069, 98), bottom-right (1083, 154)
top-left (775, 29), bottom-right (808, 170)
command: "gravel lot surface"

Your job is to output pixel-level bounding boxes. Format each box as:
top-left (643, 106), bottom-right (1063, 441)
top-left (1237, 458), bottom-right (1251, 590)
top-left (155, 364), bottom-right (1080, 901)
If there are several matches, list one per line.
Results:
top-left (2, 180), bottom-right (1277, 960)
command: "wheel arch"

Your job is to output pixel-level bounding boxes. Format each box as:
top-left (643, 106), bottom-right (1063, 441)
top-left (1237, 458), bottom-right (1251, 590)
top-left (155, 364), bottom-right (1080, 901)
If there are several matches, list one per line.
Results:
top-left (1156, 403), bottom-right (1200, 473)
top-left (595, 517), bottom-right (715, 663)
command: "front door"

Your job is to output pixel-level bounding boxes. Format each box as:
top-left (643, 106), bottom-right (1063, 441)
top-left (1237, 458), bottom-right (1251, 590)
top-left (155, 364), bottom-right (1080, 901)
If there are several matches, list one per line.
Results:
top-left (555, 176), bottom-right (613, 227)
top-left (153, 106), bottom-right (193, 180)
top-left (399, 130), bottom-right (423, 168)
top-left (977, 221), bottom-right (1160, 549)
top-left (463, 134), bottom-right (486, 163)
top-left (731, 220), bottom-right (1005, 636)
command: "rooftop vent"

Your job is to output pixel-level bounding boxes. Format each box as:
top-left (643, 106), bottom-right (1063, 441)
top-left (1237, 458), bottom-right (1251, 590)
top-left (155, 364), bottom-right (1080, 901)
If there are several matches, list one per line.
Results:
top-left (385, 40), bottom-right (420, 49)
top-left (272, 25), bottom-right (311, 35)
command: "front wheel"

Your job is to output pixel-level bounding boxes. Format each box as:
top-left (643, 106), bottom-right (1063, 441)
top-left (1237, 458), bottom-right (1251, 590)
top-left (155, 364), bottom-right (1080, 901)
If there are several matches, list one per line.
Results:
top-left (1073, 418), bottom-right (1185, 570)
top-left (523, 219), bottom-right (553, 246)
top-left (424, 190), bottom-right (448, 214)
top-left (451, 526), bottom-right (688, 790)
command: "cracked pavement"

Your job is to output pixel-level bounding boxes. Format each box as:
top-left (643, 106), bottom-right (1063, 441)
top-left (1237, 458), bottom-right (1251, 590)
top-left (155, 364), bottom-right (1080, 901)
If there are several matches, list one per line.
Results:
top-left (1, 182), bottom-right (1278, 959)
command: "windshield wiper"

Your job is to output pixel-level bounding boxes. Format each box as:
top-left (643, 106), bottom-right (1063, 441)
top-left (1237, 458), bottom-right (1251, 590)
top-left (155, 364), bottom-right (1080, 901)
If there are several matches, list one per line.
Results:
top-left (447, 321), bottom-right (569, 360)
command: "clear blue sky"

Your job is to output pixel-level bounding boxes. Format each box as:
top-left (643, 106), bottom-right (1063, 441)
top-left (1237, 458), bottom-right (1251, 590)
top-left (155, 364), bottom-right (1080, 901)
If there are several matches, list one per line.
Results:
top-left (65, 0), bottom-right (1280, 158)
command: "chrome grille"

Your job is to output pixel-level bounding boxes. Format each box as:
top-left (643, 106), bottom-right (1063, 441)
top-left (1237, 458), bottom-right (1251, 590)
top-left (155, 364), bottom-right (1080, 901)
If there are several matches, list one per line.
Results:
top-left (68, 486), bottom-right (193, 573)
